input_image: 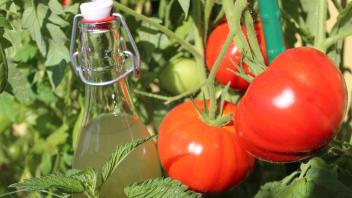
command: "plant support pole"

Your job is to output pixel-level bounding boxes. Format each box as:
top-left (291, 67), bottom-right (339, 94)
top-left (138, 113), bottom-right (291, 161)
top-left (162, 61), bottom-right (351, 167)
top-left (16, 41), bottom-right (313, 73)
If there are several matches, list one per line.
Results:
top-left (258, 0), bottom-right (286, 63)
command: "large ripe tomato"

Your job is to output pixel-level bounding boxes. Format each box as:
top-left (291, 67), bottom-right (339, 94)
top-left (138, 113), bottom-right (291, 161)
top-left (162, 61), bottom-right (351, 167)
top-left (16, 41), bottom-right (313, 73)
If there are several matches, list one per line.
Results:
top-left (206, 22), bottom-right (267, 91)
top-left (235, 47), bottom-right (347, 163)
top-left (159, 58), bottom-right (202, 95)
top-left (158, 100), bottom-right (255, 193)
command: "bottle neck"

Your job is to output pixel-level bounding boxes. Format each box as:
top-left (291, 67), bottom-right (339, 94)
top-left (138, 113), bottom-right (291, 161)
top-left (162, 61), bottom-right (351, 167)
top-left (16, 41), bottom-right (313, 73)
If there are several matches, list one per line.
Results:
top-left (82, 79), bottom-right (133, 127)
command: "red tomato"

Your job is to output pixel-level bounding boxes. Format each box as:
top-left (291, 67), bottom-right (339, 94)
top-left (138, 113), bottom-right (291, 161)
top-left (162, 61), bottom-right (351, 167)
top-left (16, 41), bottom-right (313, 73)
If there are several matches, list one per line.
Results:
top-left (206, 22), bottom-right (267, 91)
top-left (158, 100), bottom-right (255, 193)
top-left (235, 47), bottom-right (347, 163)
top-left (62, 0), bottom-right (70, 7)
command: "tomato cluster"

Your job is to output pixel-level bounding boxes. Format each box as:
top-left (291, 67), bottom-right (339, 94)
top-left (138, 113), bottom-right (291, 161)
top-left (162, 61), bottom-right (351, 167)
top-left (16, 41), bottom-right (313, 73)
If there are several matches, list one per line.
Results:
top-left (157, 21), bottom-right (347, 193)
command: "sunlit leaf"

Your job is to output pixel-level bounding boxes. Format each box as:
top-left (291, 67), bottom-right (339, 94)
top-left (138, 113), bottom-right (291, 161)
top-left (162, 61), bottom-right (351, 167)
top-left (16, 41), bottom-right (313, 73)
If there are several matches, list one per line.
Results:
top-left (22, 3), bottom-right (49, 55)
top-left (177, 0), bottom-right (191, 18)
top-left (7, 65), bottom-right (36, 105)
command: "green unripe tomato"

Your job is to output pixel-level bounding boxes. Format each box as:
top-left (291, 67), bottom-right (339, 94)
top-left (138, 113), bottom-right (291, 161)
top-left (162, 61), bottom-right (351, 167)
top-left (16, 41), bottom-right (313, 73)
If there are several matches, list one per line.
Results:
top-left (159, 58), bottom-right (201, 95)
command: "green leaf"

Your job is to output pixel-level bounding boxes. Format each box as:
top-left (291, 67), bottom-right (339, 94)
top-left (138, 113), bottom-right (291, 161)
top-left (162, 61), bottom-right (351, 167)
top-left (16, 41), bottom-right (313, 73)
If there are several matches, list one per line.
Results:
top-left (331, 1), bottom-right (352, 35)
top-left (46, 60), bottom-right (67, 88)
top-left (22, 3), bottom-right (49, 55)
top-left (48, 0), bottom-right (64, 15)
top-left (0, 41), bottom-right (8, 93)
top-left (255, 157), bottom-right (352, 198)
top-left (68, 169), bottom-right (97, 197)
top-left (327, 2), bottom-right (352, 64)
top-left (124, 178), bottom-right (202, 198)
top-left (0, 92), bottom-right (18, 122)
top-left (9, 173), bottom-right (85, 193)
top-left (0, 16), bottom-right (12, 29)
top-left (275, 178), bottom-right (315, 198)
top-left (49, 14), bottom-right (70, 27)
top-left (45, 39), bottom-right (69, 66)
top-left (36, 83), bottom-right (57, 104)
top-left (13, 43), bottom-right (37, 62)
top-left (177, 0), bottom-right (191, 18)
top-left (7, 65), bottom-right (36, 105)
top-left (100, 135), bottom-right (156, 188)
top-left (46, 124), bottom-right (69, 149)
top-left (47, 23), bottom-right (68, 43)
top-left (255, 181), bottom-right (284, 198)
top-left (3, 29), bottom-right (27, 58)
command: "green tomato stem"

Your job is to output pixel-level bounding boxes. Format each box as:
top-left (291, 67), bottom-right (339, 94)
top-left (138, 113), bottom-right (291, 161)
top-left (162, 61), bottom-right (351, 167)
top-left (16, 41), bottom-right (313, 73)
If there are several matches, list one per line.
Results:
top-left (205, 0), bottom-right (248, 121)
top-left (205, 18), bottom-right (236, 120)
top-left (204, 0), bottom-right (217, 43)
top-left (315, 0), bottom-right (328, 51)
top-left (322, 29), bottom-right (352, 51)
top-left (191, 0), bottom-right (207, 89)
top-left (114, 2), bottom-right (202, 59)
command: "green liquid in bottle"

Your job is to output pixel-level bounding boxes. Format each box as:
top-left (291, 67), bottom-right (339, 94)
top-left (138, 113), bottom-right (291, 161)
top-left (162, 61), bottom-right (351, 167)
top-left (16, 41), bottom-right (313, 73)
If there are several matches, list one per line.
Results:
top-left (73, 113), bottom-right (161, 197)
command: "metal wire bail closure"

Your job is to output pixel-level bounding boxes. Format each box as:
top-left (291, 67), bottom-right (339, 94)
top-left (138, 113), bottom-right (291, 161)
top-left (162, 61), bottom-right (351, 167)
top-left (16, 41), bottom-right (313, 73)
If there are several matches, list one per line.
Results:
top-left (69, 13), bottom-right (141, 86)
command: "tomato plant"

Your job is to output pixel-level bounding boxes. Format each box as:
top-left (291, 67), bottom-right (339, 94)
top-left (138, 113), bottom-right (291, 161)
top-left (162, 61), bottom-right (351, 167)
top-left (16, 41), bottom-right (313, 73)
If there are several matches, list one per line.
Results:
top-left (205, 21), bottom-right (267, 91)
top-left (235, 47), bottom-right (347, 162)
top-left (159, 58), bottom-right (202, 95)
top-left (158, 100), bottom-right (255, 193)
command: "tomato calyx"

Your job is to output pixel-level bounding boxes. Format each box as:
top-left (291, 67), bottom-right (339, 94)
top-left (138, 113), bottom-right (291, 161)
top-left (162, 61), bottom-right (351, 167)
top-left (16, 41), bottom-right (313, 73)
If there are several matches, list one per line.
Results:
top-left (220, 0), bottom-right (267, 84)
top-left (193, 100), bottom-right (233, 127)
top-left (191, 84), bottom-right (233, 128)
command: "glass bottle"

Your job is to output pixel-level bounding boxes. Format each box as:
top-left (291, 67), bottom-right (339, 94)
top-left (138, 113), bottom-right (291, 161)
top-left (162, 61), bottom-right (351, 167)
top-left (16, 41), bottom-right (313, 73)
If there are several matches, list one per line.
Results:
top-left (70, 13), bottom-right (162, 197)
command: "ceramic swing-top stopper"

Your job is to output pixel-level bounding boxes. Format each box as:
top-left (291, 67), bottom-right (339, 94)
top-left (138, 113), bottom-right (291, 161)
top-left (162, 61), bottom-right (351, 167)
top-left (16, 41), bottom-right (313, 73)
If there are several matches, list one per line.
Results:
top-left (80, 0), bottom-right (113, 21)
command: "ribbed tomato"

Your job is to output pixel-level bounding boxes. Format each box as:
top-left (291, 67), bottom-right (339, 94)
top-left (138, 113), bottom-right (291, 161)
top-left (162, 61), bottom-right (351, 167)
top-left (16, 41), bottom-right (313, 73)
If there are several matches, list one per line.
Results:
top-left (158, 100), bottom-right (255, 193)
top-left (205, 22), bottom-right (267, 91)
top-left (235, 47), bottom-right (347, 163)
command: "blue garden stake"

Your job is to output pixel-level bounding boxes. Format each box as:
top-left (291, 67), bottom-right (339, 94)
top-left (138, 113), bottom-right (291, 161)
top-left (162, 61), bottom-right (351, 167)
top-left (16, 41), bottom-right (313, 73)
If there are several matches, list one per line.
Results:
top-left (258, 0), bottom-right (286, 63)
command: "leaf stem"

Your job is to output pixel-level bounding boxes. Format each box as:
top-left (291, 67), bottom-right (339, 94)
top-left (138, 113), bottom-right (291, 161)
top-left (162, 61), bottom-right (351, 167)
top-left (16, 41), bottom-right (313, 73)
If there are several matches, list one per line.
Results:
top-left (322, 29), bottom-right (352, 50)
top-left (134, 80), bottom-right (207, 104)
top-left (114, 2), bottom-right (201, 58)
top-left (315, 0), bottom-right (328, 51)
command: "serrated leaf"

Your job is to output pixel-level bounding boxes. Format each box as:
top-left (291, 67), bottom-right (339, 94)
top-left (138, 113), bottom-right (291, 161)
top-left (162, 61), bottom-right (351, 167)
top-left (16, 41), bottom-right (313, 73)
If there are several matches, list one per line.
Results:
top-left (3, 29), bottom-right (27, 58)
top-left (7, 65), bottom-right (36, 105)
top-left (47, 23), bottom-right (68, 43)
top-left (100, 135), bottom-right (156, 187)
top-left (48, 0), bottom-right (64, 15)
top-left (177, 0), bottom-right (191, 18)
top-left (45, 39), bottom-right (69, 67)
top-left (9, 173), bottom-right (85, 193)
top-left (124, 178), bottom-right (202, 198)
top-left (68, 168), bottom-right (97, 197)
top-left (0, 41), bottom-right (8, 93)
top-left (22, 3), bottom-right (49, 55)
top-left (13, 43), bottom-right (37, 62)
top-left (49, 14), bottom-right (70, 27)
